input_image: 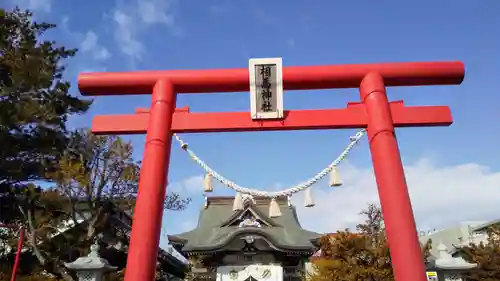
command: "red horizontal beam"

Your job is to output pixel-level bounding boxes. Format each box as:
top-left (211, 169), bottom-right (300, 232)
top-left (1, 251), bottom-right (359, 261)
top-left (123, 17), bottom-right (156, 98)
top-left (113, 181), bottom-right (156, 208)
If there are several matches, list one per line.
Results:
top-left (136, 106), bottom-right (190, 114)
top-left (78, 61), bottom-right (464, 96)
top-left (91, 103), bottom-right (452, 135)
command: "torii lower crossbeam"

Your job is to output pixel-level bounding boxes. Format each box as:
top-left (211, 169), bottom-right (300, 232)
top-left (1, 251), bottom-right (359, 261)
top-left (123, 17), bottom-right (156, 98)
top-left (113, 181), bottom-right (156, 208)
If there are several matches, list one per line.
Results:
top-left (92, 101), bottom-right (452, 134)
top-left (79, 61), bottom-right (464, 281)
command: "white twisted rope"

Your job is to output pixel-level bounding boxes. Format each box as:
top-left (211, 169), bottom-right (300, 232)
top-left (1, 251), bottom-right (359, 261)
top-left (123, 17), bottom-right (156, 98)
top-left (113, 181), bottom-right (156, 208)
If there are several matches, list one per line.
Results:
top-left (173, 129), bottom-right (366, 198)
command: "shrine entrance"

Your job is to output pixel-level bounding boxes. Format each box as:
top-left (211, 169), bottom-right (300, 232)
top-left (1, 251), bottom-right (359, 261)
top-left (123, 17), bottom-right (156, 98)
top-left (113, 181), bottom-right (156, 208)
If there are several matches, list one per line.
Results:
top-left (78, 59), bottom-right (465, 281)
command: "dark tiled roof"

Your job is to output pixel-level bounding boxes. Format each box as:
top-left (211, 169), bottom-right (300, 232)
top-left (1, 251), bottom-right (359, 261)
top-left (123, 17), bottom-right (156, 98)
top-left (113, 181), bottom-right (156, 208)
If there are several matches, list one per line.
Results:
top-left (169, 196), bottom-right (321, 253)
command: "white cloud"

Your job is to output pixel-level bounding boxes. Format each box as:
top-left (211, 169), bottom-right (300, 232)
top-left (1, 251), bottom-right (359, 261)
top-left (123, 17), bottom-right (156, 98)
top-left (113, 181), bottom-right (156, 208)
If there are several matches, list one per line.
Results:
top-left (137, 0), bottom-right (174, 25)
top-left (61, 16), bottom-right (70, 29)
top-left (169, 175), bottom-right (204, 194)
top-left (11, 0), bottom-right (52, 13)
top-left (293, 158), bottom-right (500, 233)
top-left (59, 17), bottom-right (111, 68)
top-left (173, 158), bottom-right (500, 234)
top-left (110, 0), bottom-right (179, 61)
top-left (80, 31), bottom-right (112, 61)
top-left (112, 10), bottom-right (144, 60)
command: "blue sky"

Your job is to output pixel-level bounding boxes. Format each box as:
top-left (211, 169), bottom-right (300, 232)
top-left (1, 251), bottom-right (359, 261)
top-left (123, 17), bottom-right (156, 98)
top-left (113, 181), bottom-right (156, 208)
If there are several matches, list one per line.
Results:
top-left (8, 0), bottom-right (500, 248)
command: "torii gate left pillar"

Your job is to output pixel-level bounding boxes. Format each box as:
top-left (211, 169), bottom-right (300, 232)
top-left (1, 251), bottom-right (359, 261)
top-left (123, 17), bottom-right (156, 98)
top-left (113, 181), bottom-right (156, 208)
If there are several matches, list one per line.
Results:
top-left (78, 61), bottom-right (464, 281)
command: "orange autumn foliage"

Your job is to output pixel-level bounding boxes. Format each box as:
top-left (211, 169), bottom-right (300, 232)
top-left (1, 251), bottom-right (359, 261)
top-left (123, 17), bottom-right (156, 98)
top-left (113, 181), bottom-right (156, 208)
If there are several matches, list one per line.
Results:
top-left (308, 204), bottom-right (432, 281)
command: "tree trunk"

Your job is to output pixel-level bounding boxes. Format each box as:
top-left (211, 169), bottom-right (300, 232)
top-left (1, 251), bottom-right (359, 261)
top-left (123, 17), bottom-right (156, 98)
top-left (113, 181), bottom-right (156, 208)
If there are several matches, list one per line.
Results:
top-left (25, 208), bottom-right (76, 281)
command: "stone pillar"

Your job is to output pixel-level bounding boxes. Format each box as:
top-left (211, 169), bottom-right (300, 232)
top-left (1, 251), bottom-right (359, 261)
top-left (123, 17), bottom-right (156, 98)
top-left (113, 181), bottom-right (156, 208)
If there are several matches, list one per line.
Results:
top-left (65, 242), bottom-right (117, 281)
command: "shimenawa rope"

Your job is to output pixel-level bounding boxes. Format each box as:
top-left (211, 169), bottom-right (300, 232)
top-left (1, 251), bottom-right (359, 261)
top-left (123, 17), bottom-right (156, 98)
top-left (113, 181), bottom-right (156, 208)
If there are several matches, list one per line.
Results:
top-left (172, 129), bottom-right (366, 198)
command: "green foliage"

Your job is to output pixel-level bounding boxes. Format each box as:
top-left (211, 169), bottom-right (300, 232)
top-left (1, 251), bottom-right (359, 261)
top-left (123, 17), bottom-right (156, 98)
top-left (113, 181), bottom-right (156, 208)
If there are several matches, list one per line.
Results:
top-left (461, 226), bottom-right (500, 281)
top-left (4, 129), bottom-right (192, 281)
top-left (0, 6), bottom-right (90, 280)
top-left (1, 99), bottom-right (192, 279)
top-left (48, 129), bottom-right (191, 212)
top-left (0, 7), bottom-right (190, 281)
top-left (308, 204), bottom-right (432, 281)
top-left (0, 272), bottom-right (55, 281)
top-left (0, 7), bottom-right (91, 191)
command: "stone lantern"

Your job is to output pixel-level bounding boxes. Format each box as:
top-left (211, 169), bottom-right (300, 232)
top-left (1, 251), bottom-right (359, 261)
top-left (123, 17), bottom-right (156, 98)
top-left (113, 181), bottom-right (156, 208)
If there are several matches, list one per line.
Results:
top-left (65, 242), bottom-right (117, 281)
top-left (426, 243), bottom-right (477, 281)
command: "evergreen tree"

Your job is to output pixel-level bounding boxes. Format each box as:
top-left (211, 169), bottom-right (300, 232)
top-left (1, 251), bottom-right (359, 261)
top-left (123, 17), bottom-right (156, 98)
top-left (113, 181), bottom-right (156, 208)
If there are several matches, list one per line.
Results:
top-left (0, 7), bottom-right (91, 192)
top-left (0, 8), bottom-right (191, 281)
top-left (0, 7), bottom-right (90, 280)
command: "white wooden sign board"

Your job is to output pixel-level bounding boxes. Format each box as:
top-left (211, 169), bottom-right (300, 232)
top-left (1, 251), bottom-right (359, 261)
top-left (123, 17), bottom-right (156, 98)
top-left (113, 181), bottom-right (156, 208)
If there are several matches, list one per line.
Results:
top-left (249, 58), bottom-right (284, 120)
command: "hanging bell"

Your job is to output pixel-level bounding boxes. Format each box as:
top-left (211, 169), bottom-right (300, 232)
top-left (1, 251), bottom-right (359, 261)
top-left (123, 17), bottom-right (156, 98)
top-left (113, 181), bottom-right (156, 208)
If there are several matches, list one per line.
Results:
top-left (304, 188), bottom-right (315, 207)
top-left (329, 166), bottom-right (343, 187)
top-left (203, 173), bottom-right (213, 192)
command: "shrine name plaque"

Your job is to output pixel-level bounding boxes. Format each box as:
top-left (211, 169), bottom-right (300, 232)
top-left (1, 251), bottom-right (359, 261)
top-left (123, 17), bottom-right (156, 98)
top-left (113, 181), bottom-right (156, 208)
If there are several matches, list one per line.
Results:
top-left (249, 58), bottom-right (284, 120)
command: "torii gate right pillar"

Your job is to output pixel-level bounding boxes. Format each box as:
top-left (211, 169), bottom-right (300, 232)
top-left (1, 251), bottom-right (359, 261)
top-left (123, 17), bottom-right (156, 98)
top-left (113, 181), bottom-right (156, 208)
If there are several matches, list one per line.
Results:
top-left (360, 72), bottom-right (427, 280)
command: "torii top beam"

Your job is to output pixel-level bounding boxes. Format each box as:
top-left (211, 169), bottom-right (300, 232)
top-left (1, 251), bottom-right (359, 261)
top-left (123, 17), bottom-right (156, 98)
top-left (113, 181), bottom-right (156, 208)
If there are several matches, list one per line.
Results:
top-left (78, 61), bottom-right (464, 96)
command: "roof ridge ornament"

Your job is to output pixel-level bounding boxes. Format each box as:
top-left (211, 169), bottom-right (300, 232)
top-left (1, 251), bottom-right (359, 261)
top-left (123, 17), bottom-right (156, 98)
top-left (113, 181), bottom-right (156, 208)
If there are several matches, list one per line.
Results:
top-left (243, 194), bottom-right (256, 205)
top-left (222, 204), bottom-right (275, 227)
top-left (238, 218), bottom-right (262, 228)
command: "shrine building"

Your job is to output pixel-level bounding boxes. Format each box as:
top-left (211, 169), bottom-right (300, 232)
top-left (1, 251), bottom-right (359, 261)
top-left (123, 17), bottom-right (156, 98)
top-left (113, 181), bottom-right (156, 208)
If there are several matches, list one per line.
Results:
top-left (168, 196), bottom-right (321, 281)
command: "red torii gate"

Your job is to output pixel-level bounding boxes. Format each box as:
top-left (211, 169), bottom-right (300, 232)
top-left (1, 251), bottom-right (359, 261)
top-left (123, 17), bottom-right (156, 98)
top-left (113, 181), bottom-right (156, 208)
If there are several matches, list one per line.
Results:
top-left (78, 61), bottom-right (464, 281)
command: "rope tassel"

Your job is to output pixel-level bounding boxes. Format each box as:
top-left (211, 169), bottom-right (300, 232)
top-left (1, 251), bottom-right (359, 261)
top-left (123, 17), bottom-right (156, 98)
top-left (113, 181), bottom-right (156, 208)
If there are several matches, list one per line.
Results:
top-left (203, 173), bottom-right (213, 192)
top-left (329, 166), bottom-right (343, 187)
top-left (269, 198), bottom-right (282, 218)
top-left (304, 187), bottom-right (315, 207)
top-left (233, 192), bottom-right (244, 211)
